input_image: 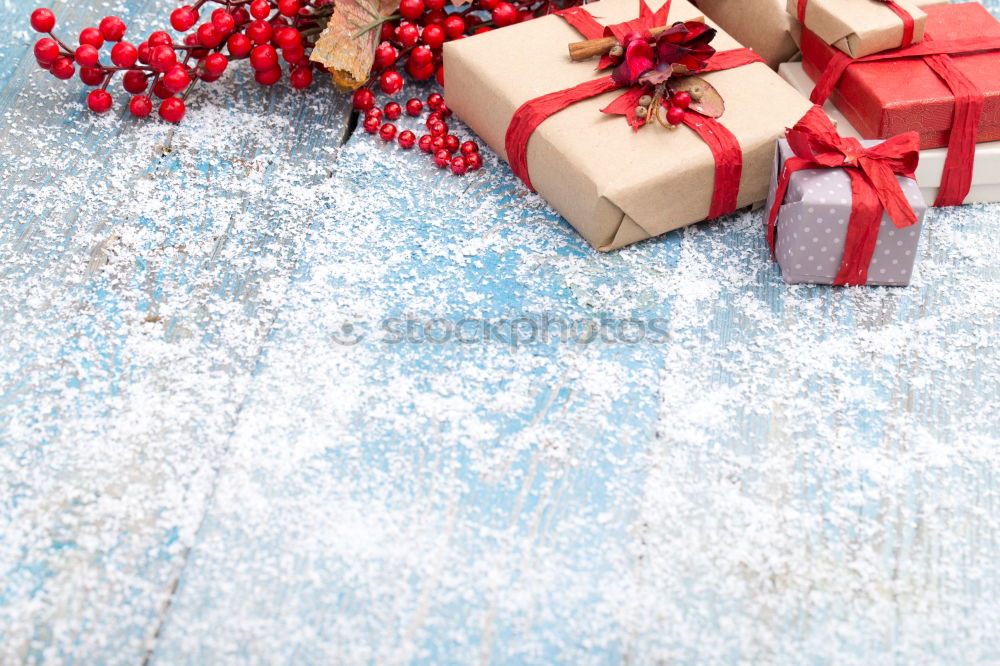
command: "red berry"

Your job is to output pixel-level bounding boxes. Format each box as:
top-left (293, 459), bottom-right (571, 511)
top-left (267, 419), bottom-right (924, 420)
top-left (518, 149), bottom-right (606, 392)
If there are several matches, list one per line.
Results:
top-left (203, 52), bottom-right (228, 75)
top-left (478, 0), bottom-right (499, 11)
top-left (129, 94), bottom-right (152, 117)
top-left (426, 0), bottom-right (446, 10)
top-left (197, 23), bottom-right (222, 47)
top-left (277, 0), bottom-right (300, 17)
top-left (149, 45), bottom-right (177, 72)
top-left (406, 58), bottom-right (435, 81)
top-left (162, 64), bottom-right (191, 92)
top-left (379, 69), bottom-right (403, 94)
top-left (246, 19), bottom-right (272, 44)
top-left (254, 66), bottom-right (281, 85)
top-left (426, 110), bottom-right (442, 126)
top-left (436, 64), bottom-right (444, 85)
top-left (492, 2), bottom-right (518, 26)
top-left (666, 105), bottom-right (685, 126)
top-left (79, 66), bottom-right (104, 85)
top-left (122, 69), bottom-right (148, 93)
top-left (443, 134), bottom-right (459, 153)
top-left (87, 89), bottom-right (112, 113)
top-left (421, 24), bottom-right (444, 49)
top-left (397, 130), bottom-right (416, 149)
top-left (366, 107), bottom-right (383, 122)
top-left (290, 65), bottom-right (312, 89)
top-left (380, 22), bottom-right (396, 42)
top-left (34, 37), bottom-right (59, 63)
top-left (250, 44), bottom-right (278, 70)
top-left (405, 98), bottom-right (423, 116)
top-left (430, 135), bottom-right (446, 152)
top-left (518, 9), bottom-right (534, 23)
top-left (443, 15), bottom-right (465, 38)
top-left (410, 45), bottom-right (433, 68)
top-left (233, 7), bottom-right (251, 25)
top-left (159, 97), bottom-right (186, 122)
top-left (100, 16), bottom-right (126, 41)
top-left (74, 45), bottom-right (99, 67)
top-left (384, 101), bottom-right (402, 120)
top-left (352, 88), bottom-right (375, 111)
top-left (137, 41), bottom-right (151, 63)
top-left (465, 152), bottom-right (483, 170)
top-left (275, 27), bottom-right (301, 49)
top-left (671, 91), bottom-right (691, 110)
top-left (429, 121), bottom-right (447, 136)
top-left (474, 26), bottom-right (492, 35)
top-left (460, 141), bottom-right (478, 156)
top-left (363, 116), bottom-right (380, 133)
top-left (111, 41), bottom-right (137, 67)
top-left (50, 56), bottom-right (74, 79)
top-left (281, 43), bottom-right (304, 63)
top-left (378, 123), bottom-right (397, 141)
top-left (450, 156), bottom-right (467, 175)
top-left (437, 102), bottom-right (452, 118)
top-left (79, 27), bottom-right (103, 48)
top-left (399, 0), bottom-right (423, 20)
top-left (30, 8), bottom-right (55, 33)
top-left (418, 134), bottom-right (433, 152)
top-left (396, 23), bottom-right (419, 47)
top-left (227, 33), bottom-right (252, 57)
top-left (427, 92), bottom-right (443, 110)
top-left (250, 0), bottom-right (271, 19)
top-left (433, 149), bottom-right (450, 167)
top-left (374, 42), bottom-right (397, 69)
top-left (152, 79), bottom-right (173, 98)
top-left (212, 10), bottom-right (236, 35)
top-left (423, 9), bottom-right (446, 27)
top-left (148, 31), bottom-right (172, 47)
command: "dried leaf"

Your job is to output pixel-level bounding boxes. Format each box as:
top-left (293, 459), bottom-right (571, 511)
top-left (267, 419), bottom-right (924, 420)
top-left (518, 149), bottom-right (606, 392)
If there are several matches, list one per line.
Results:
top-left (309, 0), bottom-right (400, 91)
top-left (672, 75), bottom-right (725, 118)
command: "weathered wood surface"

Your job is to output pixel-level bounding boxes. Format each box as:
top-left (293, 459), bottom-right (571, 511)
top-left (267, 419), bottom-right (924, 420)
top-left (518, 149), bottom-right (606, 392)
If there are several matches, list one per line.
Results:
top-left (1, 0), bottom-right (999, 663)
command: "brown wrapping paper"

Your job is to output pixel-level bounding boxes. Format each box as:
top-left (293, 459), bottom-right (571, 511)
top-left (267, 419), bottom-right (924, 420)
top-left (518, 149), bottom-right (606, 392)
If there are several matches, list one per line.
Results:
top-left (691, 0), bottom-right (800, 69)
top-left (787, 0), bottom-right (927, 58)
top-left (442, 0), bottom-right (814, 251)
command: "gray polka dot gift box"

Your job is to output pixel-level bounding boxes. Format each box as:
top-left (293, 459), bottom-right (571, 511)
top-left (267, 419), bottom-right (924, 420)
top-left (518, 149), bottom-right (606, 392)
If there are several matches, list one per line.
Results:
top-left (765, 107), bottom-right (927, 287)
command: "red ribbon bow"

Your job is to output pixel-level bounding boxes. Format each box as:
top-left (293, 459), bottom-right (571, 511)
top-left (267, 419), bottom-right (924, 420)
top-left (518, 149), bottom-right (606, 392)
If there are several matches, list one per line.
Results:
top-left (797, 0), bottom-right (916, 49)
top-left (504, 0), bottom-right (766, 220)
top-left (767, 106), bottom-right (921, 286)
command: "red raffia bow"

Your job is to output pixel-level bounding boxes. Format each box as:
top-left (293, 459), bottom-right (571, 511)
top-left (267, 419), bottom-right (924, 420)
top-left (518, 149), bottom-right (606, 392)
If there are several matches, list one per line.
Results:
top-left (797, 0), bottom-right (916, 48)
top-left (504, 0), bottom-right (766, 220)
top-left (804, 22), bottom-right (1000, 207)
top-left (767, 106), bottom-right (921, 286)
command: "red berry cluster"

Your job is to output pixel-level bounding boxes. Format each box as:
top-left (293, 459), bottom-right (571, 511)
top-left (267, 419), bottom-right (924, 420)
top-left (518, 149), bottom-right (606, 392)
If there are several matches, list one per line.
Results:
top-left (357, 91), bottom-right (482, 175)
top-left (359, 0), bottom-right (584, 93)
top-left (29, 1), bottom-right (329, 122)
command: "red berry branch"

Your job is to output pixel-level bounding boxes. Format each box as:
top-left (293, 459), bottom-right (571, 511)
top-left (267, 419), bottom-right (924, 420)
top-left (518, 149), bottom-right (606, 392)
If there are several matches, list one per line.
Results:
top-left (29, 0), bottom-right (332, 123)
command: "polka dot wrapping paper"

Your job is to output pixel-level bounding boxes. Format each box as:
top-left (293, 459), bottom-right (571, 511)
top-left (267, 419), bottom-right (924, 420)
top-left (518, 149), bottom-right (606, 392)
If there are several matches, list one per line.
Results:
top-left (764, 138), bottom-right (927, 286)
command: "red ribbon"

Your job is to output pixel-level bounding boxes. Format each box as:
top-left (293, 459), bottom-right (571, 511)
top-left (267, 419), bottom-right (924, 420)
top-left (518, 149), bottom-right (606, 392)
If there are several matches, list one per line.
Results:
top-left (767, 106), bottom-right (921, 286)
top-left (503, 0), bottom-right (766, 220)
top-left (804, 29), bottom-right (995, 207)
top-left (797, 0), bottom-right (915, 49)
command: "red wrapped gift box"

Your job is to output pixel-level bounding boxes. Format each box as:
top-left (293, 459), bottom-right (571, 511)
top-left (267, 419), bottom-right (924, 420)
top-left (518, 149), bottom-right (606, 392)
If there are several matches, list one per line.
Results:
top-left (801, 2), bottom-right (1000, 149)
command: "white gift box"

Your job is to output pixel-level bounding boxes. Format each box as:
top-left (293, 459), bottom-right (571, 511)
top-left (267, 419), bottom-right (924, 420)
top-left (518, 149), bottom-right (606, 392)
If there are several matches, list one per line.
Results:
top-left (779, 62), bottom-right (1000, 206)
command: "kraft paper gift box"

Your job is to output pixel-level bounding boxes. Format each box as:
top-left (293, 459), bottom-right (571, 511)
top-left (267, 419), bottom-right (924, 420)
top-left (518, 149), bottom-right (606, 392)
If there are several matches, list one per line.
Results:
top-left (799, 2), bottom-right (1000, 150)
top-left (781, 61), bottom-right (1000, 205)
top-left (765, 136), bottom-right (927, 286)
top-left (788, 0), bottom-right (929, 58)
top-left (690, 0), bottom-right (800, 69)
top-left (443, 0), bottom-right (814, 252)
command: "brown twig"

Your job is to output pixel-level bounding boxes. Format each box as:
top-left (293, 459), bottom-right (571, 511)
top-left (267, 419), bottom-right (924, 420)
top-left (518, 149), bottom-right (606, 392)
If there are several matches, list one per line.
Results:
top-left (567, 17), bottom-right (703, 61)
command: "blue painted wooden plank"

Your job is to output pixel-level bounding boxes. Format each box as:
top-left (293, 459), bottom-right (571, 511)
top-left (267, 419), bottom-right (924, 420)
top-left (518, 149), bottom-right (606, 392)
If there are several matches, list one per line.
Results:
top-left (0, 0), bottom-right (352, 658)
